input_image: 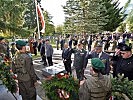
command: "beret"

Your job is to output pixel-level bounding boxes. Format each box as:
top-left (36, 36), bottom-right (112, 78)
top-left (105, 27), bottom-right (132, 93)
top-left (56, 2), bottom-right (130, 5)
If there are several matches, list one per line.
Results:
top-left (91, 58), bottom-right (105, 70)
top-left (16, 40), bottom-right (27, 46)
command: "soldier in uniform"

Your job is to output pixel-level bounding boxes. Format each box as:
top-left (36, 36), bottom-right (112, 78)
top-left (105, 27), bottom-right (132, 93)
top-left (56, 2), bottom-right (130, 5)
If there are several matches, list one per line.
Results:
top-left (79, 58), bottom-right (112, 100)
top-left (85, 44), bottom-right (110, 75)
top-left (115, 44), bottom-right (133, 80)
top-left (73, 43), bottom-right (87, 80)
top-left (12, 40), bottom-right (39, 100)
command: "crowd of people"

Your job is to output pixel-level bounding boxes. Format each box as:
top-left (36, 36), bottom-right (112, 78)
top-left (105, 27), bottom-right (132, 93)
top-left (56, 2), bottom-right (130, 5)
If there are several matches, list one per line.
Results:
top-left (0, 31), bottom-right (133, 100)
top-left (60, 32), bottom-right (133, 99)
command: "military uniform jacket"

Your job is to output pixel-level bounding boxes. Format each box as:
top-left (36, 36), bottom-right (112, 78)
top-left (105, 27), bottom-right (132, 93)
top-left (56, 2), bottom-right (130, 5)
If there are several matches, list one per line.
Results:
top-left (85, 51), bottom-right (110, 75)
top-left (73, 49), bottom-right (87, 69)
top-left (116, 55), bottom-right (133, 80)
top-left (12, 53), bottom-right (37, 82)
top-left (79, 74), bottom-right (112, 100)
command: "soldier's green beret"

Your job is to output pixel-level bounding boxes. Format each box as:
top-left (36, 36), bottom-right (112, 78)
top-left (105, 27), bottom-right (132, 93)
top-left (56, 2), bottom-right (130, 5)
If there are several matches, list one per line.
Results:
top-left (91, 58), bottom-right (105, 69)
top-left (16, 40), bottom-right (27, 46)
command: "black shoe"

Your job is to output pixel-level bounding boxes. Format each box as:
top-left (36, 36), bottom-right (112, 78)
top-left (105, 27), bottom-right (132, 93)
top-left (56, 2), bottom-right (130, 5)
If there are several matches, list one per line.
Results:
top-left (43, 63), bottom-right (47, 66)
top-left (40, 60), bottom-right (43, 62)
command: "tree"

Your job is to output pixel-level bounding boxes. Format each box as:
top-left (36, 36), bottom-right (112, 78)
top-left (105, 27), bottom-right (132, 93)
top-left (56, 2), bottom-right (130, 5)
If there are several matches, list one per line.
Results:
top-left (63, 0), bottom-right (108, 34)
top-left (23, 0), bottom-right (37, 30)
top-left (0, 0), bottom-right (32, 38)
top-left (86, 0), bottom-right (108, 33)
top-left (55, 25), bottom-right (63, 34)
top-left (126, 9), bottom-right (133, 32)
top-left (63, 0), bottom-right (79, 34)
top-left (43, 11), bottom-right (55, 36)
top-left (102, 0), bottom-right (127, 32)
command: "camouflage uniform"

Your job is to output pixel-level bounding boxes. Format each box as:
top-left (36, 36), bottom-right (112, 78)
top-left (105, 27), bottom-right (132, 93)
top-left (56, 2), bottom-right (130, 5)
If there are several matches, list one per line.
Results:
top-left (79, 58), bottom-right (112, 100)
top-left (79, 74), bottom-right (112, 100)
top-left (12, 40), bottom-right (38, 100)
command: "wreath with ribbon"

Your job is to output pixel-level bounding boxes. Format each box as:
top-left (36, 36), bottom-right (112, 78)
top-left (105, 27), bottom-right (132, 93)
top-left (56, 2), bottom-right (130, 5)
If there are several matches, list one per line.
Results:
top-left (42, 73), bottom-right (79, 100)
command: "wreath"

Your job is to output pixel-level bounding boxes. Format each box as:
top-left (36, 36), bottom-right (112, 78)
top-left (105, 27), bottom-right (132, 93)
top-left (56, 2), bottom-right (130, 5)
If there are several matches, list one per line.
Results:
top-left (112, 75), bottom-right (133, 100)
top-left (0, 54), bottom-right (17, 93)
top-left (42, 73), bottom-right (79, 100)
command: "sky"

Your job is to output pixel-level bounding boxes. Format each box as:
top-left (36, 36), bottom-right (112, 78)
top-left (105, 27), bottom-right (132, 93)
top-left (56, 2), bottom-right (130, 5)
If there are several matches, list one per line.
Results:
top-left (41, 0), bottom-right (132, 26)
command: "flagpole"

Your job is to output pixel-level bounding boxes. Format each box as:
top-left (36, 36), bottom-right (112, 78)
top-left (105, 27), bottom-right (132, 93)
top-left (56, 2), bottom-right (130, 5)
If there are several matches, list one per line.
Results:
top-left (35, 0), bottom-right (40, 39)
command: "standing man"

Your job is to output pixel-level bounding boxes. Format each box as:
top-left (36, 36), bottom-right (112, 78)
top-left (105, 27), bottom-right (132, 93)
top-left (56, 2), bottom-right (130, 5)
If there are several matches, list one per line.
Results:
top-left (73, 43), bottom-right (87, 80)
top-left (62, 43), bottom-right (72, 74)
top-left (85, 44), bottom-right (110, 75)
top-left (0, 36), bottom-right (7, 54)
top-left (12, 40), bottom-right (38, 100)
top-left (33, 39), bottom-right (38, 56)
top-left (45, 39), bottom-right (54, 66)
top-left (79, 58), bottom-right (112, 100)
top-left (40, 40), bottom-right (47, 66)
top-left (115, 44), bottom-right (133, 80)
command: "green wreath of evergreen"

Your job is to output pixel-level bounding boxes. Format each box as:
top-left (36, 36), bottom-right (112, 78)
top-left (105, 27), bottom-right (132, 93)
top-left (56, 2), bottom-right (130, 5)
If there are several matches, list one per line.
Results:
top-left (42, 75), bottom-right (79, 100)
top-left (0, 55), bottom-right (17, 93)
top-left (112, 75), bottom-right (133, 100)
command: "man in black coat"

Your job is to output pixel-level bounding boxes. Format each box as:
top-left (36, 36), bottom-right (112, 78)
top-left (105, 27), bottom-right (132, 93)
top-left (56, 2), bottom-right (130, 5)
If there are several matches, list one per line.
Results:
top-left (115, 44), bottom-right (133, 80)
top-left (40, 40), bottom-right (47, 66)
top-left (62, 43), bottom-right (72, 74)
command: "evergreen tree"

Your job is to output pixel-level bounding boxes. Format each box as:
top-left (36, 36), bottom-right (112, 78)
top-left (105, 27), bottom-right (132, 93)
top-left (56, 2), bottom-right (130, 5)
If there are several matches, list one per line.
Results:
top-left (23, 0), bottom-right (37, 30)
top-left (126, 10), bottom-right (133, 32)
top-left (102, 0), bottom-right (127, 32)
top-left (0, 0), bottom-right (32, 38)
top-left (86, 0), bottom-right (108, 33)
top-left (63, 0), bottom-right (79, 34)
top-left (63, 0), bottom-right (108, 34)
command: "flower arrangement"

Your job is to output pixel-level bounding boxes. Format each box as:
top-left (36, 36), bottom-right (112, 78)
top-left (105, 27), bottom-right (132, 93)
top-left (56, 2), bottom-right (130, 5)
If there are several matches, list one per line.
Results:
top-left (42, 73), bottom-right (79, 100)
top-left (0, 54), bottom-right (17, 93)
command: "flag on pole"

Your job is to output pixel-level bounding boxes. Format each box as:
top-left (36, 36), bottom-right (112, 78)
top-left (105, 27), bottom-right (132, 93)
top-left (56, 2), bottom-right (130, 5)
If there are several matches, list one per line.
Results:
top-left (37, 4), bottom-right (45, 33)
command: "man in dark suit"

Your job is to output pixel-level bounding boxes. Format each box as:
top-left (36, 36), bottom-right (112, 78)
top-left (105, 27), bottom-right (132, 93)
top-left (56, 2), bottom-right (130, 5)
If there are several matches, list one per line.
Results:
top-left (85, 44), bottom-right (110, 75)
top-left (62, 43), bottom-right (72, 74)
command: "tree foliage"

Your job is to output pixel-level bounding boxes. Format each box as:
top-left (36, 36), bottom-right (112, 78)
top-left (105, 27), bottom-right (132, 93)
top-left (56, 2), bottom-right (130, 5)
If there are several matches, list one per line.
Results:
top-left (112, 75), bottom-right (133, 100)
top-left (23, 0), bottom-right (37, 30)
top-left (102, 0), bottom-right (127, 32)
top-left (126, 10), bottom-right (133, 32)
top-left (63, 0), bottom-right (126, 34)
top-left (43, 11), bottom-right (55, 36)
top-left (0, 0), bottom-right (32, 38)
top-left (55, 25), bottom-right (63, 34)
top-left (63, 0), bottom-right (109, 34)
